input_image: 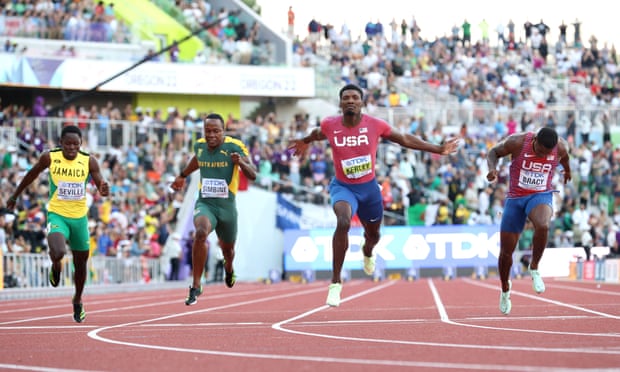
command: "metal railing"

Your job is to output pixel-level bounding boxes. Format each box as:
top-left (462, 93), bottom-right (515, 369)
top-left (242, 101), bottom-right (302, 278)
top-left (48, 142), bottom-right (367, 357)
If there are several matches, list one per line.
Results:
top-left (2, 252), bottom-right (163, 289)
top-left (3, 97), bottom-right (617, 152)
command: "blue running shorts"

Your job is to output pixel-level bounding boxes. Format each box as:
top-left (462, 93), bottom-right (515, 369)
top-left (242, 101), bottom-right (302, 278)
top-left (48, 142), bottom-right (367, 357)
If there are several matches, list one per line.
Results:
top-left (329, 178), bottom-right (383, 223)
top-left (500, 191), bottom-right (554, 233)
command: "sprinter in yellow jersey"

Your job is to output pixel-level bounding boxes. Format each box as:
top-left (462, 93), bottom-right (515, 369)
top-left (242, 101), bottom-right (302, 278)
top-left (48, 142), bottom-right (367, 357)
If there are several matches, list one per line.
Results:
top-left (6, 126), bottom-right (109, 323)
top-left (171, 113), bottom-right (256, 305)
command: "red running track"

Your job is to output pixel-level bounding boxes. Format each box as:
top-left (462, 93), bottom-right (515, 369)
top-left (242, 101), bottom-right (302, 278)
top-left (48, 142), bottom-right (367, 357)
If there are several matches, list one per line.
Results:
top-left (0, 277), bottom-right (619, 371)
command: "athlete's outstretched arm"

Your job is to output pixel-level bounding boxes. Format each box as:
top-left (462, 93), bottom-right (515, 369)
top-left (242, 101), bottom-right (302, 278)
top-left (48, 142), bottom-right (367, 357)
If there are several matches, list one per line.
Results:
top-left (386, 131), bottom-right (459, 155)
top-left (6, 152), bottom-right (51, 209)
top-left (287, 127), bottom-right (327, 157)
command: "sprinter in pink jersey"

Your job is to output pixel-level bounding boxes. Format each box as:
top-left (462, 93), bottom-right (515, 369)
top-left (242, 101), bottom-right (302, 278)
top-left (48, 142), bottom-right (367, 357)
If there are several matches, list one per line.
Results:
top-left (288, 84), bottom-right (459, 307)
top-left (486, 127), bottom-right (571, 315)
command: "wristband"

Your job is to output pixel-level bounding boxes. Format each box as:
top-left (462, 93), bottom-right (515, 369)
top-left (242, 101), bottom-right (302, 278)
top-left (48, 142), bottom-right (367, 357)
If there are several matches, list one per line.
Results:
top-left (9, 196), bottom-right (17, 202)
top-left (179, 172), bottom-right (187, 179)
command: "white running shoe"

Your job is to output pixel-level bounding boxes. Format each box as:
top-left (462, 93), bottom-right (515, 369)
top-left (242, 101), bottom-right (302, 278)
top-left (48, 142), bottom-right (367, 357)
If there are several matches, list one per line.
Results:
top-left (529, 266), bottom-right (546, 294)
top-left (363, 255), bottom-right (375, 275)
top-left (326, 283), bottom-right (342, 307)
top-left (499, 280), bottom-right (512, 315)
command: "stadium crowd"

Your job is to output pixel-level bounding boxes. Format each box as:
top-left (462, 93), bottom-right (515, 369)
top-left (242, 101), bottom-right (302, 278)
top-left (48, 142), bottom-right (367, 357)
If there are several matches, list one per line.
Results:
top-left (1, 4), bottom-right (620, 276)
top-left (1, 0), bottom-right (274, 65)
top-left (1, 0), bottom-right (129, 46)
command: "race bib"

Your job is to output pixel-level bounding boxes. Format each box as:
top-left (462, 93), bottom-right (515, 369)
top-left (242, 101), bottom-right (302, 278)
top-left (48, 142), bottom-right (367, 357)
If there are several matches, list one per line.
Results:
top-left (341, 155), bottom-right (372, 179)
top-left (517, 170), bottom-right (549, 191)
top-left (57, 181), bottom-right (85, 200)
top-left (201, 178), bottom-right (229, 198)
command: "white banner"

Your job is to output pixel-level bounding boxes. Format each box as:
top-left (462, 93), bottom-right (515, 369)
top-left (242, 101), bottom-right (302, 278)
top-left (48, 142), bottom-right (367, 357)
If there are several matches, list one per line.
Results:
top-left (53, 59), bottom-right (315, 97)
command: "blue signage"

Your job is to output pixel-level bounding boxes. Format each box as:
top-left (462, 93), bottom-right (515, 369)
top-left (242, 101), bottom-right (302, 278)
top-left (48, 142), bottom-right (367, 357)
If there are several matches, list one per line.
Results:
top-left (283, 225), bottom-right (500, 271)
top-left (276, 193), bottom-right (301, 230)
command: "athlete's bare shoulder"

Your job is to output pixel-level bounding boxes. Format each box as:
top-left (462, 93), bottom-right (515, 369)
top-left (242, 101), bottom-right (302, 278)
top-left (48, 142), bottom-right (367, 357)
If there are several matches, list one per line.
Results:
top-left (491, 132), bottom-right (525, 157)
top-left (556, 136), bottom-right (571, 157)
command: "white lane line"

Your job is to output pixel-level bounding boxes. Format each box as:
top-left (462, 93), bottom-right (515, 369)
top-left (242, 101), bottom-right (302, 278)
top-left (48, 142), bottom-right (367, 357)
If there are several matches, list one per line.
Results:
top-left (462, 278), bottom-right (620, 319)
top-left (9, 280), bottom-right (620, 370)
top-left (546, 282), bottom-right (620, 296)
top-left (0, 363), bottom-right (102, 372)
top-left (85, 280), bottom-right (605, 371)
top-left (272, 280), bottom-right (398, 329)
top-left (0, 284), bottom-right (321, 325)
top-left (87, 284), bottom-right (329, 335)
top-left (0, 325), bottom-right (97, 330)
top-left (0, 294), bottom-right (177, 315)
top-left (141, 322), bottom-right (265, 327)
top-left (428, 278), bottom-right (620, 341)
top-left (269, 279), bottom-right (620, 355)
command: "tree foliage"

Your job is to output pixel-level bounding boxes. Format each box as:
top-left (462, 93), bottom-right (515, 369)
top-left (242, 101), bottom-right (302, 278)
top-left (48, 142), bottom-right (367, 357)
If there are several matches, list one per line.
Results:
top-left (240, 0), bottom-right (261, 15)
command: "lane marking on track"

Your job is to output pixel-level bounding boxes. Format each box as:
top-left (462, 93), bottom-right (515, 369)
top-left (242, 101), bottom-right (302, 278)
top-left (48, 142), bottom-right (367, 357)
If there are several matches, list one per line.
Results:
top-left (141, 322), bottom-right (265, 327)
top-left (85, 280), bottom-right (615, 371)
top-left (0, 283), bottom-right (324, 326)
top-left (87, 284), bottom-right (330, 335)
top-left (9, 279), bottom-right (618, 370)
top-left (427, 278), bottom-right (620, 340)
top-left (0, 325), bottom-right (97, 330)
top-left (0, 363), bottom-right (102, 372)
top-left (462, 278), bottom-right (620, 320)
top-left (273, 281), bottom-right (397, 329)
top-left (0, 294), bottom-right (176, 315)
top-left (543, 282), bottom-right (620, 295)
top-left (270, 279), bottom-right (620, 355)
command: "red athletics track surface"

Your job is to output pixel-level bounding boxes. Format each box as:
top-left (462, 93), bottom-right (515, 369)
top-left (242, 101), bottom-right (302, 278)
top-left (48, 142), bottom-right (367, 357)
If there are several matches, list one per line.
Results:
top-left (1, 277), bottom-right (619, 372)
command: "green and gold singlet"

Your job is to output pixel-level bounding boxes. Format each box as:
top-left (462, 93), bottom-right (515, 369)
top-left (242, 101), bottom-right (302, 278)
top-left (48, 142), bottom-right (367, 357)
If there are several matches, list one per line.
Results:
top-left (48, 149), bottom-right (90, 218)
top-left (195, 137), bottom-right (248, 201)
top-left (193, 137), bottom-right (249, 243)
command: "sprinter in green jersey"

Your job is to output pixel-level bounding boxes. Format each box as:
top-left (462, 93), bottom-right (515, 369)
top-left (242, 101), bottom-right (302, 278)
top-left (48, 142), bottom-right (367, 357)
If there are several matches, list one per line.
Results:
top-left (6, 126), bottom-right (109, 322)
top-left (171, 113), bottom-right (256, 305)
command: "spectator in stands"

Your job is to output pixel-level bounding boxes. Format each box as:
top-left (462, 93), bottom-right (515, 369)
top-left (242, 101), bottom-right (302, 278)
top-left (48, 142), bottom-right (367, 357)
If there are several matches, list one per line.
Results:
top-left (407, 195), bottom-right (427, 226)
top-left (609, 225), bottom-right (620, 257)
top-left (3, 8), bottom-right (619, 292)
top-left (32, 96), bottom-right (47, 118)
top-left (165, 232), bottom-right (183, 280)
top-left (287, 6), bottom-right (295, 39)
top-left (288, 84), bottom-right (459, 307)
top-left (487, 127), bottom-right (571, 315)
top-left (3, 39), bottom-right (13, 52)
top-left (308, 17), bottom-right (321, 51)
top-left (461, 19), bottom-right (471, 47)
top-left (4, 125), bottom-right (109, 323)
top-left (169, 41), bottom-right (180, 62)
top-left (221, 35), bottom-right (236, 61)
top-left (171, 113), bottom-right (257, 306)
top-left (95, 224), bottom-right (113, 256)
top-left (572, 19), bottom-right (582, 47)
top-left (145, 49), bottom-right (160, 62)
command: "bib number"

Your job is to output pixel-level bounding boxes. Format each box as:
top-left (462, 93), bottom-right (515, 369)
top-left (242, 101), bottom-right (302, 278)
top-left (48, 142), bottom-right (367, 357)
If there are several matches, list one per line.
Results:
top-left (57, 181), bottom-right (85, 200)
top-left (201, 178), bottom-right (229, 198)
top-left (341, 155), bottom-right (372, 179)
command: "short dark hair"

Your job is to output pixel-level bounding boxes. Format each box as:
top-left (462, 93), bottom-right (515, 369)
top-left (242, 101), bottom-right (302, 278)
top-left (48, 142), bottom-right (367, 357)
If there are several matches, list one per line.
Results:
top-left (205, 113), bottom-right (224, 123)
top-left (205, 113), bottom-right (225, 129)
top-left (536, 127), bottom-right (558, 149)
top-left (339, 84), bottom-right (364, 100)
top-left (61, 125), bottom-right (82, 139)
